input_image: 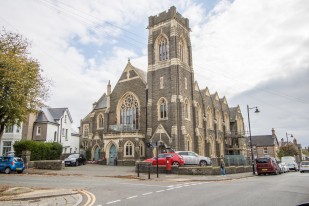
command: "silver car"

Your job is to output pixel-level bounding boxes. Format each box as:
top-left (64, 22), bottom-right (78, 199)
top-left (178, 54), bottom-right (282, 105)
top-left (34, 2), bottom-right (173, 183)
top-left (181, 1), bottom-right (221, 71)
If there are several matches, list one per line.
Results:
top-left (300, 161), bottom-right (309, 173)
top-left (175, 151), bottom-right (212, 166)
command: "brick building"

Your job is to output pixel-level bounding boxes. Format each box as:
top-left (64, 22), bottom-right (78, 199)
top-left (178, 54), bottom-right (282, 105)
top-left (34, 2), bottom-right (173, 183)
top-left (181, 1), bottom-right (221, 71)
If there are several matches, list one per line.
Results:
top-left (80, 6), bottom-right (246, 165)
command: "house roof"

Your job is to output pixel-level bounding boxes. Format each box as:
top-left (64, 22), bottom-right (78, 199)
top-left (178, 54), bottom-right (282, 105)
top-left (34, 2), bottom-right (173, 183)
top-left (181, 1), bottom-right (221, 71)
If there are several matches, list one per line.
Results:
top-left (35, 107), bottom-right (73, 124)
top-left (251, 135), bottom-right (277, 147)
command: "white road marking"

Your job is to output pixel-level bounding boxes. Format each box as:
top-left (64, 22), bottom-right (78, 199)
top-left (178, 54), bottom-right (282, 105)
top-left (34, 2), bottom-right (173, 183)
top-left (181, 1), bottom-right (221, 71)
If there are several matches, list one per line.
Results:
top-left (156, 190), bottom-right (165, 193)
top-left (166, 188), bottom-right (175, 190)
top-left (142, 192), bottom-right (153, 195)
top-left (126, 196), bottom-right (138, 199)
top-left (106, 200), bottom-right (121, 204)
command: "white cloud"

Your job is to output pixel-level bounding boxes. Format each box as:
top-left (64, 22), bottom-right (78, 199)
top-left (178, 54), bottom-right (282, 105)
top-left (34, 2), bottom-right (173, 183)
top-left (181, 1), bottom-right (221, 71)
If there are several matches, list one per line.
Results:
top-left (1, 0), bottom-right (308, 146)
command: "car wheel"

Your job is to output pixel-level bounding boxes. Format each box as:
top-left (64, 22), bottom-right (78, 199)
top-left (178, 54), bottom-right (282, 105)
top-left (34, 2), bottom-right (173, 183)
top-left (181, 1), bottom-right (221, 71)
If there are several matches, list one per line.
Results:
top-left (172, 161), bottom-right (179, 166)
top-left (4, 167), bottom-right (11, 174)
top-left (199, 160), bottom-right (207, 167)
top-left (17, 170), bottom-right (23, 174)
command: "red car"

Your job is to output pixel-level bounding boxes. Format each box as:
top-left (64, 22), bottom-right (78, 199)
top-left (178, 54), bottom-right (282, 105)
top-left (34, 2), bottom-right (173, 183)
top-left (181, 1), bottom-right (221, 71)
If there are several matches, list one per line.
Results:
top-left (144, 153), bottom-right (185, 166)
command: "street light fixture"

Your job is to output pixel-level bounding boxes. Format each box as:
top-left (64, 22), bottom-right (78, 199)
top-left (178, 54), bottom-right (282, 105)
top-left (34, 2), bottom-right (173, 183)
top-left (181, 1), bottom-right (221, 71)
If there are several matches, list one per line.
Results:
top-left (247, 105), bottom-right (260, 175)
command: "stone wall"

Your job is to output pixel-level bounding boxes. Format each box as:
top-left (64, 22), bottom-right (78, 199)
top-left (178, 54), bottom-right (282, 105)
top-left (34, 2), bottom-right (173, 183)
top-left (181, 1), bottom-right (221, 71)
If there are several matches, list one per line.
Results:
top-left (32, 160), bottom-right (64, 170)
top-left (135, 161), bottom-right (251, 175)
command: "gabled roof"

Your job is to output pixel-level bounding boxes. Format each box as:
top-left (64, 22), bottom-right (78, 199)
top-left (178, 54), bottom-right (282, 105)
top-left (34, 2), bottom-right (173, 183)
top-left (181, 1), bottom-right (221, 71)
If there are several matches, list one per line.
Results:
top-left (251, 135), bottom-right (277, 147)
top-left (35, 108), bottom-right (73, 124)
top-left (94, 93), bottom-right (107, 109)
top-left (118, 61), bottom-right (147, 85)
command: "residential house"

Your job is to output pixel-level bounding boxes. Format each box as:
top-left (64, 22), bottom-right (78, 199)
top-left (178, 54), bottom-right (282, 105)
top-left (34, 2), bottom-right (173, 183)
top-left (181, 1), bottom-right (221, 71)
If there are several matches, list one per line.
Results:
top-left (0, 124), bottom-right (22, 155)
top-left (33, 108), bottom-right (79, 154)
top-left (279, 137), bottom-right (302, 163)
top-left (251, 128), bottom-right (279, 160)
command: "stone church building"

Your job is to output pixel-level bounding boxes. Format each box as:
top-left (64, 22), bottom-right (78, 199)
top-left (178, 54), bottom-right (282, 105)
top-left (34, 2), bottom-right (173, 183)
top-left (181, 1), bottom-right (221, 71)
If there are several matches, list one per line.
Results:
top-left (80, 6), bottom-right (247, 166)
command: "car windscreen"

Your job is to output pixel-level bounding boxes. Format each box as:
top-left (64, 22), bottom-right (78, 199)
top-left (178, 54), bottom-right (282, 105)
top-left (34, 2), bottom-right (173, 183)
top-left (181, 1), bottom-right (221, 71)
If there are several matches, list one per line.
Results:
top-left (301, 162), bottom-right (309, 166)
top-left (256, 158), bottom-right (269, 163)
top-left (68, 154), bottom-right (79, 158)
top-left (158, 154), bottom-right (172, 158)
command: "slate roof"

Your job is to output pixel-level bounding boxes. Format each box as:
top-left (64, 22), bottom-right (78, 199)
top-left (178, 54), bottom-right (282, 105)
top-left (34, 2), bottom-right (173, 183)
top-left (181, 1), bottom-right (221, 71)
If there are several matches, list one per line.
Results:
top-left (94, 93), bottom-right (107, 109)
top-left (35, 107), bottom-right (72, 124)
top-left (133, 66), bottom-right (147, 83)
top-left (251, 135), bottom-right (277, 147)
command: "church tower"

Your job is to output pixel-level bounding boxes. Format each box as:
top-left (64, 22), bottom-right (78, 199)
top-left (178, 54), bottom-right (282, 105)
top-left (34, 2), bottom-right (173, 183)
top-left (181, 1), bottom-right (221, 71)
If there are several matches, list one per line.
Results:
top-left (147, 6), bottom-right (195, 151)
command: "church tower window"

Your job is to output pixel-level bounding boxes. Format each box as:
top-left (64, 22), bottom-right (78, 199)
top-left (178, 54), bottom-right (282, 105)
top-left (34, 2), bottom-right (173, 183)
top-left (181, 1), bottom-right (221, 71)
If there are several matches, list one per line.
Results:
top-left (158, 98), bottom-right (168, 120)
top-left (119, 94), bottom-right (139, 130)
top-left (158, 36), bottom-right (169, 61)
top-left (97, 114), bottom-right (104, 129)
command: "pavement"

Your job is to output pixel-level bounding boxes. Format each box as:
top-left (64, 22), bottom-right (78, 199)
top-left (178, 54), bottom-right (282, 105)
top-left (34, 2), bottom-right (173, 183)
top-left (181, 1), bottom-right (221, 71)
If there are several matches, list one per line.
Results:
top-left (0, 164), bottom-right (254, 206)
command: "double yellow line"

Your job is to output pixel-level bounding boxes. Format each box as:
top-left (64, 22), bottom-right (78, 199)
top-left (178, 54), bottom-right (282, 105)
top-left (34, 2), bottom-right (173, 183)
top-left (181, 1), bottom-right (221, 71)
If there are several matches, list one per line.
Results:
top-left (79, 189), bottom-right (96, 206)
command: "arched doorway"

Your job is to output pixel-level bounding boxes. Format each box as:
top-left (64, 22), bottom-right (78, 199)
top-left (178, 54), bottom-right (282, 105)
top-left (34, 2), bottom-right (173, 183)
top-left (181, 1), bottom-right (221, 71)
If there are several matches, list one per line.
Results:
top-left (94, 146), bottom-right (100, 161)
top-left (109, 144), bottom-right (117, 165)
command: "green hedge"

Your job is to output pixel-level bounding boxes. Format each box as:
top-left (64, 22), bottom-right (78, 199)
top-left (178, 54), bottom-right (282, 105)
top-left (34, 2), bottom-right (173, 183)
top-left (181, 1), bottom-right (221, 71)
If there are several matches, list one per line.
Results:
top-left (14, 140), bottom-right (62, 161)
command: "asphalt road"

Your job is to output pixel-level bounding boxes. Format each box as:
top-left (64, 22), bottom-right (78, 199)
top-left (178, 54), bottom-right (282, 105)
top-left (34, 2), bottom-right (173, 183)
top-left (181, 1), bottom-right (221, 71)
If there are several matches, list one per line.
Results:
top-left (1, 168), bottom-right (308, 206)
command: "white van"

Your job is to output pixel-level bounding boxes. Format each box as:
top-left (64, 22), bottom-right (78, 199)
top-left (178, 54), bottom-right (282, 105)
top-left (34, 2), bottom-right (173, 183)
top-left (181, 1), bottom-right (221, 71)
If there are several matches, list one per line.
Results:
top-left (281, 156), bottom-right (299, 171)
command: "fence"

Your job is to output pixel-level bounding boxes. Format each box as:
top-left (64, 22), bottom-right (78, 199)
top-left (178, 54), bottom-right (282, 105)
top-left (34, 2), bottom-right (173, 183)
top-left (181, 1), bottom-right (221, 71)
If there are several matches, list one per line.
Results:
top-left (224, 155), bottom-right (250, 166)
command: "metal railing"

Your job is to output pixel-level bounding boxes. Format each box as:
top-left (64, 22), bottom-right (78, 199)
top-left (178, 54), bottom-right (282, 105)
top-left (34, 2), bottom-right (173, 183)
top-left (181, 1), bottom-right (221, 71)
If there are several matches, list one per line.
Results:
top-left (109, 124), bottom-right (139, 132)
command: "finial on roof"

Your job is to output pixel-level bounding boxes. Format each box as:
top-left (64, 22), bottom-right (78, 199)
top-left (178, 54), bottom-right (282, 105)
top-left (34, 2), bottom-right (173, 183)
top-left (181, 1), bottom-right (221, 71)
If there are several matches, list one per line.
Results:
top-left (108, 80), bottom-right (110, 85)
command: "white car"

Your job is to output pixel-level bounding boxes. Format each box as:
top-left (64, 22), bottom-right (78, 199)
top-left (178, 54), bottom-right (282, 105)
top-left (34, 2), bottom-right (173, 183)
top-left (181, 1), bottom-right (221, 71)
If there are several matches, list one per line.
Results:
top-left (300, 161), bottom-right (309, 173)
top-left (175, 151), bottom-right (212, 166)
top-left (278, 162), bottom-right (289, 173)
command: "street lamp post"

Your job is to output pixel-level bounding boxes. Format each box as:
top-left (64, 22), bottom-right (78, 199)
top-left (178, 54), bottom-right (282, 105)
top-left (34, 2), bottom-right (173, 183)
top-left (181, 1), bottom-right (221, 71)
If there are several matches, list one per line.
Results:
top-left (247, 105), bottom-right (260, 175)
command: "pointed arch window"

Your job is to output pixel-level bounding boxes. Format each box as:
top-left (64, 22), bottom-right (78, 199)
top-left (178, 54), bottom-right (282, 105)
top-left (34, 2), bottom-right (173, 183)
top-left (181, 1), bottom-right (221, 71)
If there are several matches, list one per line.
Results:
top-left (97, 114), bottom-right (104, 129)
top-left (196, 104), bottom-right (202, 128)
top-left (125, 141), bottom-right (134, 157)
top-left (158, 36), bottom-right (169, 61)
top-left (119, 94), bottom-right (139, 130)
top-left (158, 98), bottom-right (168, 120)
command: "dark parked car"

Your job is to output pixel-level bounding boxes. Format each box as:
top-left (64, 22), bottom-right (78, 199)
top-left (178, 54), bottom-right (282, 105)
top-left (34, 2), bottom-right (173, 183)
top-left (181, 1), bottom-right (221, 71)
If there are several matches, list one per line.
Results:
top-left (0, 156), bottom-right (25, 174)
top-left (64, 154), bottom-right (86, 166)
top-left (256, 157), bottom-right (280, 175)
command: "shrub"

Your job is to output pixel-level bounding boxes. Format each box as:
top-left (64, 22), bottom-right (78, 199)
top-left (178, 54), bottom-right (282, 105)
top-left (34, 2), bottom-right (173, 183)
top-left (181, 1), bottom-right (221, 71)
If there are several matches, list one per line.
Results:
top-left (13, 140), bottom-right (62, 160)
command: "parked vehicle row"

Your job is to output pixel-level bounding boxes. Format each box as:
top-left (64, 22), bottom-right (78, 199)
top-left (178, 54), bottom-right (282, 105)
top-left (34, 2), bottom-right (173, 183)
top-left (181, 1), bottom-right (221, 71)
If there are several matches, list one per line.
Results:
top-left (144, 151), bottom-right (212, 167)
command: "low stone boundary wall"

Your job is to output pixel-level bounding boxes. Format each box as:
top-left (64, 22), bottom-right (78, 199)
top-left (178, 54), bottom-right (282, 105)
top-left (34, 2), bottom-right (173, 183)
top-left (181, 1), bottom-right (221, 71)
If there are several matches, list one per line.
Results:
top-left (135, 161), bottom-right (251, 175)
top-left (30, 160), bottom-right (64, 170)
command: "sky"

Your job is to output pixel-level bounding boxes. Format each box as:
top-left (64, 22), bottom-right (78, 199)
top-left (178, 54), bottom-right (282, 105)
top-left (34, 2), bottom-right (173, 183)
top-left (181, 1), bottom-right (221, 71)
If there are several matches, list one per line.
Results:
top-left (1, 0), bottom-right (308, 147)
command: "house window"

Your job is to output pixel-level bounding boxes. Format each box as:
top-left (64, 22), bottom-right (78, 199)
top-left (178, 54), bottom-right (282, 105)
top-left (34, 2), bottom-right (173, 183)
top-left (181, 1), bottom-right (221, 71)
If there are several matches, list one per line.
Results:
top-left (36, 126), bottom-right (41, 135)
top-left (62, 128), bottom-right (65, 137)
top-left (2, 141), bottom-right (12, 155)
top-left (119, 94), bottom-right (139, 130)
top-left (64, 115), bottom-right (67, 123)
top-left (125, 141), bottom-right (134, 157)
top-left (54, 131), bottom-right (57, 142)
top-left (263, 147), bottom-right (268, 154)
top-left (158, 98), bottom-right (168, 120)
top-left (158, 36), bottom-right (169, 61)
top-left (5, 125), bottom-right (13, 133)
top-left (160, 77), bottom-right (164, 89)
top-left (65, 129), bottom-right (68, 141)
top-left (16, 126), bottom-right (20, 133)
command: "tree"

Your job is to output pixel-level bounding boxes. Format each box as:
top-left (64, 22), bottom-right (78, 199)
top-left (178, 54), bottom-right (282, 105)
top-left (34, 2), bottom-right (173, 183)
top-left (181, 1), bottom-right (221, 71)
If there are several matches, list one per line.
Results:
top-left (277, 144), bottom-right (299, 159)
top-left (0, 29), bottom-right (49, 141)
